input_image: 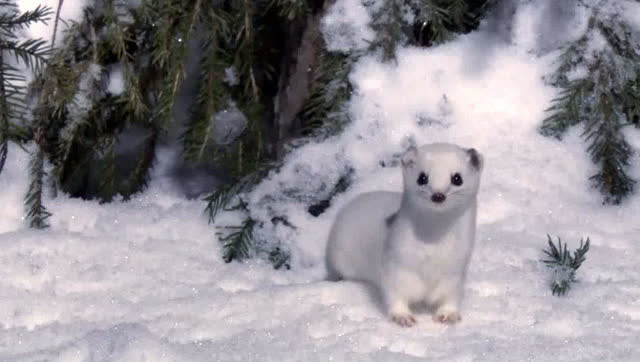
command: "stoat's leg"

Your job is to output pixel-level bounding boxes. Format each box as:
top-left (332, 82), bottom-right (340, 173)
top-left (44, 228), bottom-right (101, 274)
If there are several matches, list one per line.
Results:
top-left (389, 299), bottom-right (416, 327)
top-left (382, 257), bottom-right (424, 327)
top-left (431, 278), bottom-right (463, 324)
top-left (432, 304), bottom-right (461, 324)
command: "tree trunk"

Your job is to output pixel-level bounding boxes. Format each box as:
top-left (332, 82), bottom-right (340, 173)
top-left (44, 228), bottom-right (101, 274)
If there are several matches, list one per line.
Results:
top-left (273, 0), bottom-right (333, 158)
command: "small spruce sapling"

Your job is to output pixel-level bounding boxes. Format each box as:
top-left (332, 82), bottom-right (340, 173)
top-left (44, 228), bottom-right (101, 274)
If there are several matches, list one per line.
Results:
top-left (542, 235), bottom-right (590, 296)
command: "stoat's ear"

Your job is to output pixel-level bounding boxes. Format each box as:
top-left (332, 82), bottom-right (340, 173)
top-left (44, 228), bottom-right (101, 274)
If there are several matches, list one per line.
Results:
top-left (467, 148), bottom-right (483, 171)
top-left (401, 144), bottom-right (417, 168)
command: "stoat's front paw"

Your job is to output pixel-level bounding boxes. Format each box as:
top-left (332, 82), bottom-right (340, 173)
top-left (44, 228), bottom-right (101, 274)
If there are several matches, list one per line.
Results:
top-left (391, 313), bottom-right (417, 327)
top-left (432, 311), bottom-right (461, 324)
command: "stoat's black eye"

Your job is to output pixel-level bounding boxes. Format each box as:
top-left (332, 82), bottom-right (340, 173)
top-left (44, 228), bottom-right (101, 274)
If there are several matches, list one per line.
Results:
top-left (417, 172), bottom-right (428, 186)
top-left (451, 173), bottom-right (463, 186)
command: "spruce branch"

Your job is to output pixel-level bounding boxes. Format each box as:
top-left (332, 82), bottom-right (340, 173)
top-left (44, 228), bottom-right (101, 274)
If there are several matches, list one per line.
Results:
top-left (0, 4), bottom-right (51, 33)
top-left (233, 0), bottom-right (261, 102)
top-left (123, 75), bottom-right (147, 121)
top-left (0, 134), bottom-right (6, 174)
top-left (182, 7), bottom-right (231, 164)
top-left (54, 110), bottom-right (86, 185)
top-left (105, 8), bottom-right (134, 63)
top-left (446, 0), bottom-right (468, 28)
top-left (268, 246), bottom-right (291, 270)
top-left (370, 0), bottom-right (489, 60)
top-left (0, 3), bottom-right (51, 175)
top-left (542, 235), bottom-right (590, 296)
top-left (125, 129), bottom-right (157, 199)
top-left (51, 0), bottom-right (64, 48)
top-left (426, 0), bottom-right (471, 44)
top-left (25, 147), bottom-right (51, 228)
top-left (0, 4), bottom-right (51, 71)
top-left (204, 161), bottom-right (274, 222)
top-left (147, 0), bottom-right (197, 131)
top-left (0, 55), bottom-right (10, 175)
top-left (104, 0), bottom-right (145, 125)
top-left (541, 13), bottom-right (640, 204)
top-left (204, 182), bottom-right (239, 222)
top-left (369, 0), bottom-right (406, 62)
top-left (270, 0), bottom-right (308, 21)
top-left (413, 0), bottom-right (457, 45)
top-left (298, 49), bottom-right (354, 141)
top-left (218, 211), bottom-right (291, 267)
top-left (218, 217), bottom-right (255, 262)
top-left (540, 79), bottom-right (593, 138)
top-left (1, 38), bottom-right (50, 72)
top-left (98, 135), bottom-right (116, 202)
top-left (216, 202), bottom-right (289, 267)
top-left (622, 71), bottom-right (640, 126)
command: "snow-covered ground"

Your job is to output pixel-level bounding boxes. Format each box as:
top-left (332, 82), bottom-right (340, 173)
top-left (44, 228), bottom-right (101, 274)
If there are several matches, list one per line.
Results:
top-left (2, 0), bottom-right (640, 360)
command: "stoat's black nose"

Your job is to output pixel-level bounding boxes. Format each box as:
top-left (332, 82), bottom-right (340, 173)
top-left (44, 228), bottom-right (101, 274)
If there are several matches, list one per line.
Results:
top-left (431, 193), bottom-right (446, 203)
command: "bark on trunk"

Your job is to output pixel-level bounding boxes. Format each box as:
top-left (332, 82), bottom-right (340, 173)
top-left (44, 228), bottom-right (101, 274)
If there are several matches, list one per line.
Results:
top-left (273, 0), bottom-right (334, 158)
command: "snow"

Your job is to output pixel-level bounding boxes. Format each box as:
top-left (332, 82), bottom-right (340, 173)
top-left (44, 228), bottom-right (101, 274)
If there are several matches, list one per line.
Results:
top-left (223, 67), bottom-right (239, 86)
top-left (321, 0), bottom-right (376, 53)
top-left (620, 0), bottom-right (640, 30)
top-left (2, 0), bottom-right (640, 361)
top-left (511, 0), bottom-right (591, 54)
top-left (106, 66), bottom-right (125, 96)
top-left (67, 63), bottom-right (103, 121)
top-left (211, 103), bottom-right (248, 146)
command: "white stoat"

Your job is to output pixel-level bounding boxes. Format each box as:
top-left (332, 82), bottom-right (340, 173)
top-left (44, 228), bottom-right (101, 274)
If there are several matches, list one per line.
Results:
top-left (326, 143), bottom-right (484, 326)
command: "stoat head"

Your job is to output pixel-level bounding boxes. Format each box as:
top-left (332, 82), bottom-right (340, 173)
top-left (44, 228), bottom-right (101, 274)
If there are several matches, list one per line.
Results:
top-left (401, 143), bottom-right (483, 213)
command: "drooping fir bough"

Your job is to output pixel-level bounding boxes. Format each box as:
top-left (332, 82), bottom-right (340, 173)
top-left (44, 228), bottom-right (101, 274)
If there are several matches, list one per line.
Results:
top-left (0, 3), bottom-right (51, 173)
top-left (21, 0), bottom-right (313, 230)
top-left (541, 5), bottom-right (640, 204)
top-left (0, 2), bottom-right (52, 227)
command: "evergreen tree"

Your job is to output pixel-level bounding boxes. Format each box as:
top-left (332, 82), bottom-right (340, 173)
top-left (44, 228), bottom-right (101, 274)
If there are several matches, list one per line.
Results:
top-left (2, 0), bottom-right (318, 262)
top-left (541, 3), bottom-right (640, 204)
top-left (22, 0), bottom-right (307, 224)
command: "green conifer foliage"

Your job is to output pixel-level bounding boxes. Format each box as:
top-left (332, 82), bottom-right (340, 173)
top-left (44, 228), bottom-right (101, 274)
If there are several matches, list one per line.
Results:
top-left (299, 50), bottom-right (354, 142)
top-left (218, 217), bottom-right (255, 263)
top-left (542, 235), bottom-right (590, 296)
top-left (16, 0), bottom-right (305, 262)
top-left (0, 2), bottom-right (51, 175)
top-left (370, 0), bottom-right (492, 61)
top-left (0, 2), bottom-right (52, 228)
top-left (22, 0), bottom-right (297, 206)
top-left (542, 11), bottom-right (640, 204)
top-left (26, 147), bottom-right (51, 228)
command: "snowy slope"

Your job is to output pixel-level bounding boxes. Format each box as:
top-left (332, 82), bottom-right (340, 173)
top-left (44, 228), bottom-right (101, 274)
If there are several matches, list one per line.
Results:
top-left (2, 0), bottom-right (640, 361)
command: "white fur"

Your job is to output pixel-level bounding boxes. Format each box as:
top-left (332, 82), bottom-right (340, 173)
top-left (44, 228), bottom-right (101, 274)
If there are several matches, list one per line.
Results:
top-left (325, 143), bottom-right (483, 326)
